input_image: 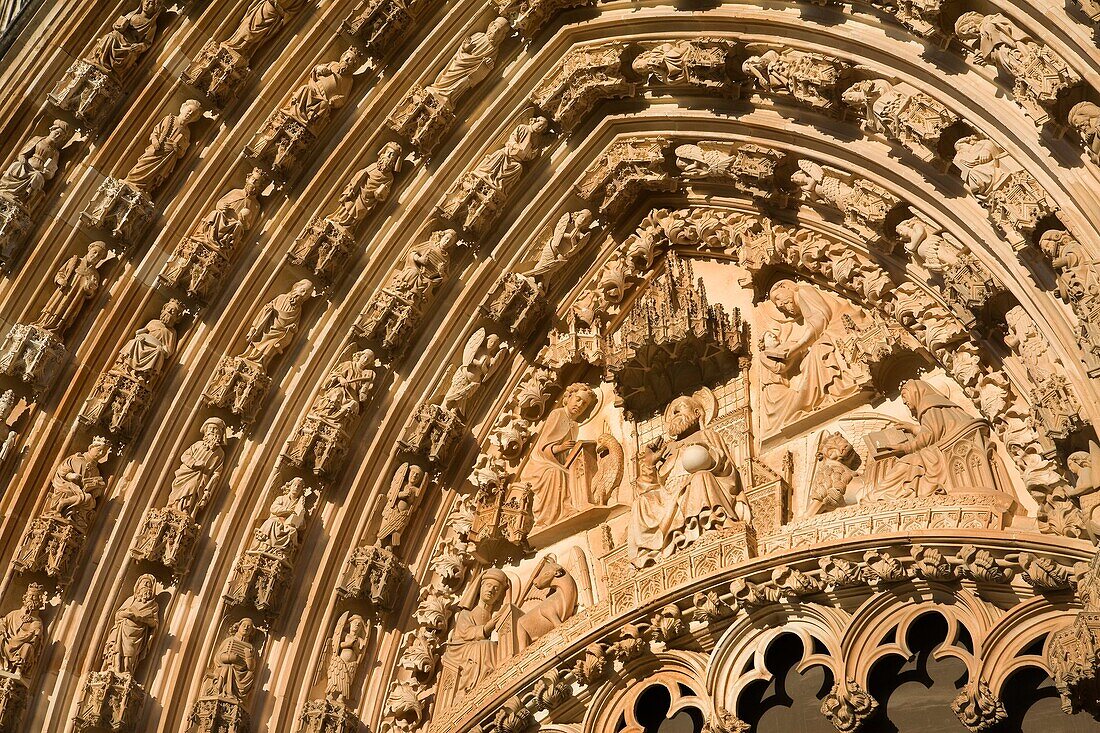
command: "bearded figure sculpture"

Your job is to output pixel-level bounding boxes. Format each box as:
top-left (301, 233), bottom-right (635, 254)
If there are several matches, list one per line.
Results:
top-left (628, 394), bottom-right (751, 567)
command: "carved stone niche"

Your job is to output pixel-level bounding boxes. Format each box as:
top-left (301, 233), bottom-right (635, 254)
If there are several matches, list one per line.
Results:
top-left (840, 79), bottom-right (960, 164)
top-left (605, 253), bottom-right (746, 420)
top-left (0, 323), bottom-right (66, 393)
top-left (0, 675), bottom-right (31, 733)
top-left (341, 0), bottom-right (412, 58)
top-left (789, 159), bottom-right (903, 239)
top-left (1048, 550), bottom-right (1100, 716)
top-left (48, 61), bottom-right (125, 130)
top-left (494, 0), bottom-right (589, 36)
top-left (202, 356), bottom-right (270, 422)
top-left (337, 542), bottom-right (404, 610)
top-left (243, 113), bottom-right (315, 182)
top-left (628, 39), bottom-right (737, 93)
top-left (576, 136), bottom-right (675, 218)
top-left (131, 506), bottom-right (200, 574)
top-left (674, 141), bottom-right (784, 200)
top-left (224, 479), bottom-right (310, 616)
top-left (1072, 0), bottom-right (1100, 21)
top-left (289, 218), bottom-right (356, 284)
top-left (396, 403), bottom-right (463, 465)
top-left (186, 697), bottom-right (249, 733)
top-left (297, 699), bottom-right (357, 733)
top-left (0, 198), bottom-right (33, 268)
top-left (530, 42), bottom-right (633, 131)
top-left (481, 272), bottom-right (547, 338)
top-left (866, 0), bottom-right (943, 40)
top-left (471, 481), bottom-right (535, 559)
top-left (182, 41), bottom-right (253, 108)
top-left (79, 176), bottom-right (154, 246)
top-left (741, 47), bottom-right (849, 111)
top-left (74, 670), bottom-right (145, 732)
top-left (387, 85), bottom-right (456, 155)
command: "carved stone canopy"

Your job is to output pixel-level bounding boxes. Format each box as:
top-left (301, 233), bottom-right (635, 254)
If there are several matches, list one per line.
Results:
top-left (605, 252), bottom-right (746, 419)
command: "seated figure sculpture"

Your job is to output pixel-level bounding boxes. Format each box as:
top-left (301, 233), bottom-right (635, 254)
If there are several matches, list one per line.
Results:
top-left (628, 394), bottom-right (751, 567)
top-left (863, 380), bottom-right (999, 501)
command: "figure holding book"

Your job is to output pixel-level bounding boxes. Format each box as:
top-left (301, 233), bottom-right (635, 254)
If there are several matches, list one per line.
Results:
top-left (523, 383), bottom-right (598, 527)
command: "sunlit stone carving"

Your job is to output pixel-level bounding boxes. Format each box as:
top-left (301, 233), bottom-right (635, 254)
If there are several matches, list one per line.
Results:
top-left (493, 0), bottom-right (590, 35)
top-left (757, 279), bottom-right (869, 434)
top-left (224, 478), bottom-right (310, 614)
top-left (841, 79), bottom-right (960, 162)
top-left (289, 143), bottom-right (402, 281)
top-left (203, 279), bottom-right (314, 421)
top-left (1004, 305), bottom-right (1082, 439)
top-left (436, 559), bottom-right (577, 714)
top-left (628, 394), bottom-right (751, 566)
top-left (0, 583), bottom-right (46, 732)
top-left (741, 48), bottom-right (848, 111)
top-left (675, 142), bottom-right (783, 199)
top-left (530, 42), bottom-right (631, 130)
top-left (283, 348), bottom-right (380, 477)
top-left (245, 48), bottom-right (362, 181)
top-left (862, 380), bottom-right (1002, 501)
top-left (74, 574), bottom-right (159, 732)
top-left (182, 0), bottom-right (309, 107)
top-left (13, 437), bottom-right (110, 583)
top-left (159, 169), bottom-right (267, 303)
top-left (387, 18), bottom-right (510, 153)
top-left (81, 100), bottom-right (204, 245)
top-left (438, 116), bottom-right (549, 237)
top-left (353, 230), bottom-right (454, 356)
top-left (953, 135), bottom-right (1056, 246)
top-left (78, 299), bottom-right (184, 438)
top-left (954, 13), bottom-right (1081, 126)
top-left (48, 0), bottom-right (165, 129)
top-left (1038, 229), bottom-right (1100, 373)
top-left (341, 0), bottom-right (411, 57)
top-left (606, 253), bottom-right (744, 418)
top-left (894, 216), bottom-right (1000, 319)
top-left (0, 120), bottom-right (73, 266)
top-left (630, 39), bottom-right (735, 92)
top-left (338, 542), bottom-right (404, 609)
top-left (0, 240), bottom-right (109, 392)
top-left (297, 613), bottom-right (368, 733)
top-left (441, 328), bottom-right (508, 416)
top-left (131, 417), bottom-right (227, 573)
top-left (397, 403), bottom-right (463, 464)
top-left (1048, 550), bottom-right (1100, 716)
top-left (186, 618), bottom-right (260, 733)
top-left (790, 159), bottom-right (901, 237)
top-left (576, 136), bottom-right (674, 217)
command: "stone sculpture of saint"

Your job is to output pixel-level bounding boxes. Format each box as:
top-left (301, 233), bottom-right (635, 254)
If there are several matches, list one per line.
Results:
top-left (181, 169), bottom-right (265, 257)
top-left (223, 0), bottom-right (307, 57)
top-left (442, 328), bottom-right (506, 415)
top-left (1067, 442), bottom-right (1100, 537)
top-left (437, 568), bottom-right (518, 712)
top-left (0, 120), bottom-right (71, 207)
top-left (201, 618), bottom-right (257, 701)
top-left (425, 17), bottom-right (510, 107)
top-left (523, 383), bottom-right (598, 527)
top-left (757, 279), bottom-right (863, 431)
top-left (86, 0), bottom-right (162, 75)
top-left (1039, 230), bottom-right (1096, 304)
top-left (953, 136), bottom-right (1007, 200)
top-left (101, 574), bottom-right (159, 675)
top-left (284, 47), bottom-right (359, 128)
top-left (325, 612), bottom-right (368, 706)
top-left (34, 241), bottom-right (109, 336)
top-left (521, 209), bottom-right (595, 283)
top-left (0, 583), bottom-right (45, 678)
top-left (240, 279), bottom-right (313, 367)
top-left (123, 99), bottom-right (203, 194)
top-left (377, 462), bottom-right (428, 549)
top-left (166, 417), bottom-right (227, 518)
top-left (330, 142), bottom-right (402, 229)
top-left (118, 299), bottom-right (183, 378)
top-left (41, 437), bottom-right (110, 534)
top-left (628, 395), bottom-right (751, 567)
top-left (310, 349), bottom-right (377, 427)
top-left (469, 116), bottom-right (549, 191)
top-left (388, 231), bottom-right (454, 301)
top-left (863, 380), bottom-right (990, 500)
top-left (257, 479), bottom-right (307, 553)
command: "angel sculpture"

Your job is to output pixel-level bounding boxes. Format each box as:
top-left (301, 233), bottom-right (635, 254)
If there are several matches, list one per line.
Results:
top-left (521, 209), bottom-right (596, 283)
top-left (377, 462), bottom-right (429, 549)
top-left (441, 328), bottom-right (508, 415)
top-left (326, 612), bottom-right (368, 706)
